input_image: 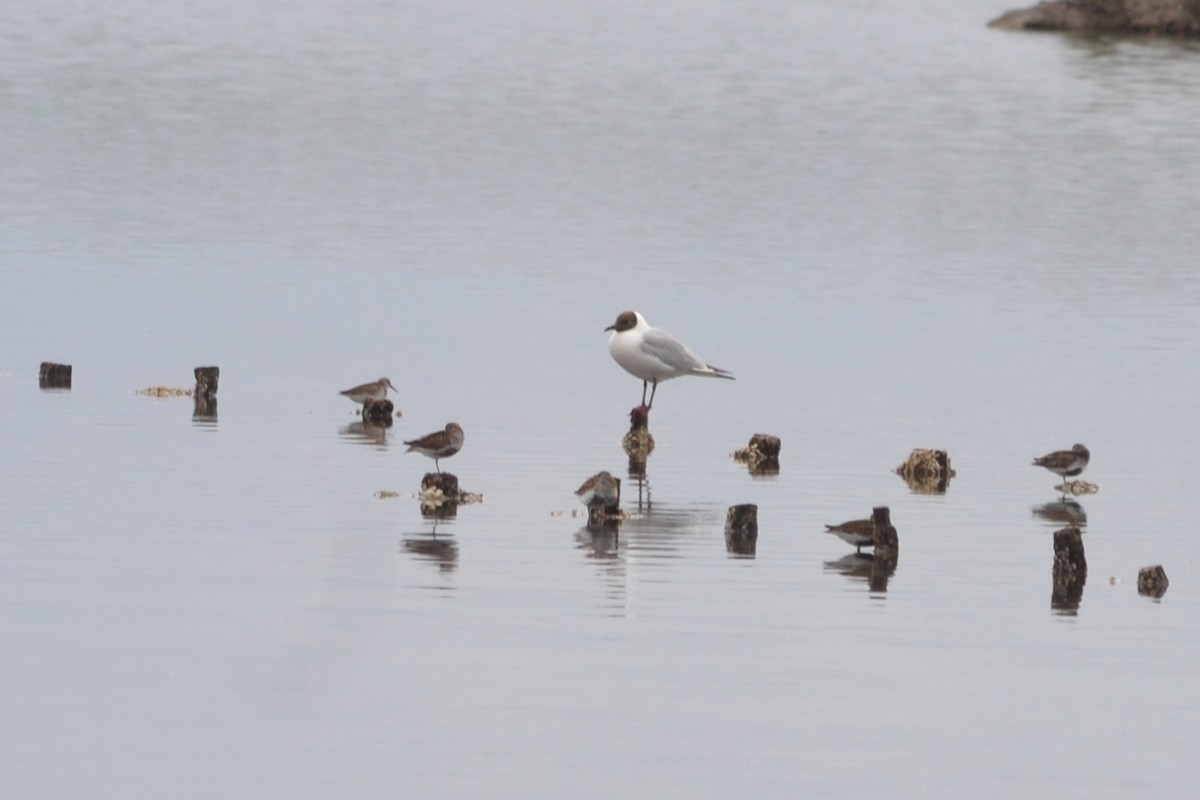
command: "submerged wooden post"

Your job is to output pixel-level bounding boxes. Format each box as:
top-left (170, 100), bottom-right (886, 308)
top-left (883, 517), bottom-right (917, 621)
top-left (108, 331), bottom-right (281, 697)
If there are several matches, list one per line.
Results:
top-left (1137, 565), bottom-right (1169, 599)
top-left (895, 448), bottom-right (955, 494)
top-left (732, 433), bottom-right (781, 475)
top-left (725, 504), bottom-right (758, 556)
top-left (39, 362), bottom-right (72, 389)
top-left (869, 506), bottom-right (899, 592)
top-left (1052, 526), bottom-right (1087, 611)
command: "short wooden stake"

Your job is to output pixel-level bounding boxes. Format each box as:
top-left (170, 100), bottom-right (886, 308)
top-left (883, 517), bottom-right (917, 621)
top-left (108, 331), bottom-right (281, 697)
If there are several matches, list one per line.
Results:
top-left (725, 504), bottom-right (758, 556)
top-left (39, 362), bottom-right (72, 389)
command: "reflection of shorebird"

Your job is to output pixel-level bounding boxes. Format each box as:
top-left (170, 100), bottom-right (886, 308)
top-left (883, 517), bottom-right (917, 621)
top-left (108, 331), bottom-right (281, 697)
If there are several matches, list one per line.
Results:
top-left (340, 377), bottom-right (397, 404)
top-left (1033, 499), bottom-right (1088, 527)
top-left (605, 310), bottom-right (733, 409)
top-left (1032, 443), bottom-right (1090, 481)
top-left (404, 423), bottom-right (465, 473)
top-left (824, 518), bottom-right (874, 553)
top-left (576, 471), bottom-right (620, 509)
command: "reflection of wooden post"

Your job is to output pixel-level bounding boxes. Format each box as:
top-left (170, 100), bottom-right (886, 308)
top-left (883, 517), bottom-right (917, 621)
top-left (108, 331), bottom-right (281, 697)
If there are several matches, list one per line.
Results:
top-left (39, 362), bottom-right (72, 389)
top-left (1052, 526), bottom-right (1087, 611)
top-left (725, 504), bottom-right (758, 556)
top-left (1137, 565), bottom-right (1169, 599)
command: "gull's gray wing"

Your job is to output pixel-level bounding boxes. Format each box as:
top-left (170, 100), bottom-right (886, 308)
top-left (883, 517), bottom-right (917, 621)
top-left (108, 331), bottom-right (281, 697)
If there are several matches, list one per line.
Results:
top-left (640, 328), bottom-right (708, 372)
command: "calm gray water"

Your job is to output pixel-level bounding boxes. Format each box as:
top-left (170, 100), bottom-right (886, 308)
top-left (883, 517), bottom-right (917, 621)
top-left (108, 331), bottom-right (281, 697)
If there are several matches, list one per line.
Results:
top-left (3, 1), bottom-right (1200, 797)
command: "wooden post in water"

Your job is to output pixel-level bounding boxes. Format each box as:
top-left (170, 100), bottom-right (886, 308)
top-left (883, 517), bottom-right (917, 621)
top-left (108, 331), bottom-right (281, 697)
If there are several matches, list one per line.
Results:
top-left (724, 504), bottom-right (758, 556)
top-left (362, 398), bottom-right (395, 426)
top-left (39, 362), bottom-right (72, 389)
top-left (869, 506), bottom-right (899, 592)
top-left (193, 366), bottom-right (219, 417)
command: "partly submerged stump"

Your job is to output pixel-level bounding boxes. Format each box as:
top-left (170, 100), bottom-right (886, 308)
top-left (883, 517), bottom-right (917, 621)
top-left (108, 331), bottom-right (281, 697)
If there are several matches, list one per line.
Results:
top-left (39, 362), bottom-right (72, 389)
top-left (193, 366), bottom-right (219, 399)
top-left (361, 398), bottom-right (395, 426)
top-left (192, 366), bottom-right (219, 417)
top-left (895, 448), bottom-right (955, 494)
top-left (1052, 526), bottom-right (1087, 611)
top-left (1137, 565), bottom-right (1169, 599)
top-left (869, 506), bottom-right (899, 591)
top-left (421, 472), bottom-right (460, 496)
top-left (731, 433), bottom-right (781, 476)
top-left (622, 405), bottom-right (655, 472)
top-left (724, 504), bottom-right (758, 556)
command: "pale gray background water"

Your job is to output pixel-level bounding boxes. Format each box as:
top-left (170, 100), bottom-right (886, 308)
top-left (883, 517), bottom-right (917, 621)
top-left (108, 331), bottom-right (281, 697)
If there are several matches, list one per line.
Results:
top-left (3, 1), bottom-right (1199, 797)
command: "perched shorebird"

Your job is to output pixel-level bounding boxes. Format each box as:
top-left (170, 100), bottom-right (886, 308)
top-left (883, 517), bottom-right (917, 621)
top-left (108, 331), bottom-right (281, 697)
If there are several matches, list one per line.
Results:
top-left (340, 377), bottom-right (398, 404)
top-left (575, 470), bottom-right (620, 509)
top-left (404, 423), bottom-right (465, 473)
top-left (605, 310), bottom-right (733, 410)
top-left (824, 518), bottom-right (875, 553)
top-left (1032, 443), bottom-right (1090, 481)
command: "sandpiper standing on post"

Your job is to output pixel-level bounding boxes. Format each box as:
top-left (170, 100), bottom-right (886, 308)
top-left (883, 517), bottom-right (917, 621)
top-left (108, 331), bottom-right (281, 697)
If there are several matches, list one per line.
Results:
top-left (1032, 443), bottom-right (1090, 482)
top-left (340, 377), bottom-right (398, 404)
top-left (404, 423), bottom-right (465, 474)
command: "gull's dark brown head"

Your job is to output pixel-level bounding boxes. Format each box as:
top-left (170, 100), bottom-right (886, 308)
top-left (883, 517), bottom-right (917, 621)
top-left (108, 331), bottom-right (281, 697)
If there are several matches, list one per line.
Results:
top-left (605, 310), bottom-right (638, 332)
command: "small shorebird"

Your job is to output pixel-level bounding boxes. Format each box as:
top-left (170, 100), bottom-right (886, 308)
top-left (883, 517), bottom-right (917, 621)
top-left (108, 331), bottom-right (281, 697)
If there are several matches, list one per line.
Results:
top-left (404, 423), bottom-right (465, 473)
top-left (1032, 443), bottom-right (1090, 481)
top-left (605, 310), bottom-right (733, 410)
top-left (575, 470), bottom-right (620, 509)
top-left (340, 377), bottom-right (397, 404)
top-left (824, 518), bottom-right (875, 553)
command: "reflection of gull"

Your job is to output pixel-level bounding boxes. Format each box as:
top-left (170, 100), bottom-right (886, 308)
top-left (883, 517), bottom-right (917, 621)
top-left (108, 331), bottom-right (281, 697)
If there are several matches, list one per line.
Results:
top-left (605, 310), bottom-right (734, 409)
top-left (1033, 499), bottom-right (1087, 527)
top-left (1032, 443), bottom-right (1090, 480)
top-left (824, 518), bottom-right (874, 553)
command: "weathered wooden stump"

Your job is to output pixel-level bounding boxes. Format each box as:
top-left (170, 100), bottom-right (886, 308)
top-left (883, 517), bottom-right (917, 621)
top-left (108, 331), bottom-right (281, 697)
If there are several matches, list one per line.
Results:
top-left (871, 506), bottom-right (898, 551)
top-left (193, 366), bottom-right (219, 399)
top-left (895, 448), bottom-right (955, 494)
top-left (1137, 565), bottom-right (1169, 599)
top-left (421, 472), bottom-right (460, 496)
top-left (1052, 526), bottom-right (1087, 611)
top-left (724, 504), bottom-right (758, 556)
top-left (362, 398), bottom-right (395, 426)
top-left (622, 405), bottom-right (655, 459)
top-left (869, 506), bottom-right (899, 591)
top-left (732, 433), bottom-right (781, 475)
top-left (39, 361), bottom-right (72, 389)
